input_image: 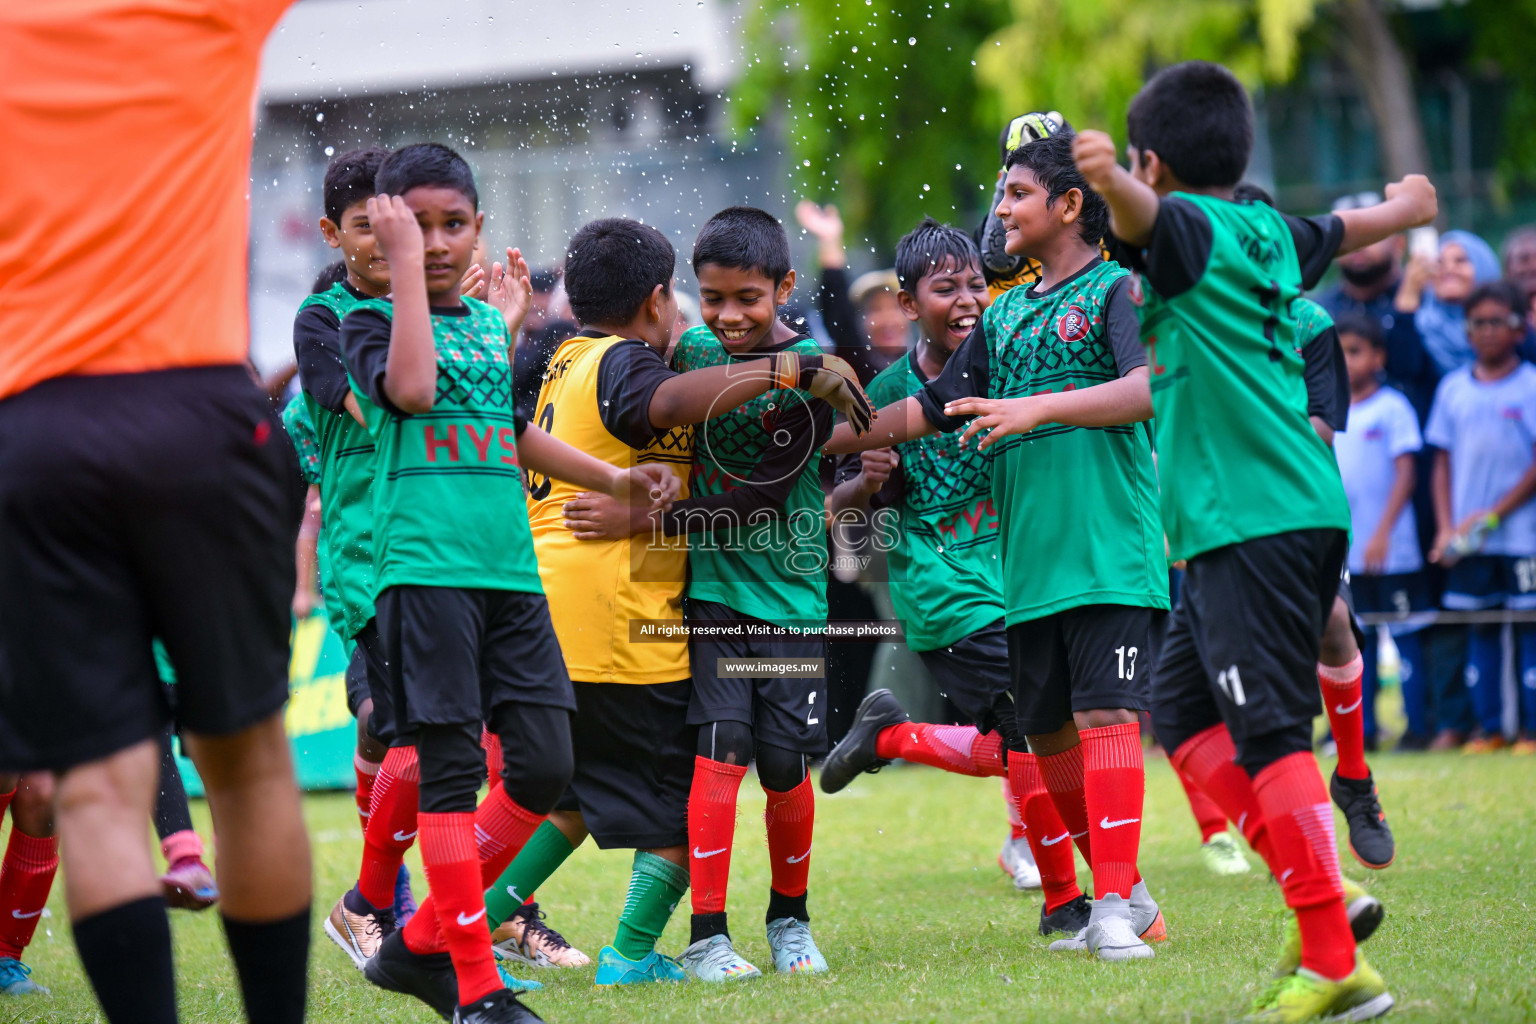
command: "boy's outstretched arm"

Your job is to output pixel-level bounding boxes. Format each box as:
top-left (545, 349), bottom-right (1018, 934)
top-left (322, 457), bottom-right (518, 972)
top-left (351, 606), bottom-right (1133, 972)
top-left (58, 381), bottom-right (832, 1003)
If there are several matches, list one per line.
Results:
top-left (1335, 176), bottom-right (1437, 255)
top-left (945, 367), bottom-right (1152, 451)
top-left (648, 353), bottom-right (874, 434)
top-left (517, 425), bottom-right (680, 510)
top-left (368, 195), bottom-right (437, 414)
top-left (1073, 131), bottom-right (1160, 248)
top-left (824, 395), bottom-right (936, 454)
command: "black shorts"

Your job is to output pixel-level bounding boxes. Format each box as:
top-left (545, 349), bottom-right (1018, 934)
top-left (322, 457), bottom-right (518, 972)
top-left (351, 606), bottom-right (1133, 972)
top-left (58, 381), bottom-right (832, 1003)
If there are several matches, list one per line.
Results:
top-left (917, 619), bottom-right (1018, 745)
top-left (0, 367), bottom-right (303, 772)
top-left (348, 619), bottom-right (404, 746)
top-left (1007, 605), bottom-right (1156, 735)
top-left (686, 600), bottom-right (828, 755)
top-left (555, 680), bottom-right (695, 849)
top-left (376, 586), bottom-right (576, 737)
top-left (1151, 528), bottom-right (1346, 758)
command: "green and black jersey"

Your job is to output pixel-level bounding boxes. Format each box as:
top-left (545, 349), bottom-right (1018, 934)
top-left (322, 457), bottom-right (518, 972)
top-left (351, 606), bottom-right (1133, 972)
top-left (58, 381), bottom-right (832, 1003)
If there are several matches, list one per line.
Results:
top-left (341, 296), bottom-right (543, 596)
top-left (670, 325), bottom-right (833, 624)
top-left (1129, 193), bottom-right (1350, 562)
top-left (1294, 296), bottom-right (1348, 432)
top-left (918, 257), bottom-right (1168, 625)
top-left (280, 395), bottom-right (345, 641)
top-left (293, 280), bottom-right (377, 639)
top-left (858, 351), bottom-right (1002, 651)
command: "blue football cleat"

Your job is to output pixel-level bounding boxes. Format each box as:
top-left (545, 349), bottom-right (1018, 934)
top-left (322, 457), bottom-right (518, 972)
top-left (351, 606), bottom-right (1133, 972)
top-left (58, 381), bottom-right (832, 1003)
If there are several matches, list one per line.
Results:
top-left (393, 864), bottom-right (417, 927)
top-left (0, 958), bottom-right (47, 996)
top-left (593, 945), bottom-right (686, 986)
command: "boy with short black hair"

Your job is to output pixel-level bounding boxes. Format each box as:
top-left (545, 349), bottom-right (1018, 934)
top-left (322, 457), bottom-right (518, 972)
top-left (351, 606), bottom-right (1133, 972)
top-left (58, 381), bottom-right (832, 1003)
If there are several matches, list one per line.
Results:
top-left (290, 147), bottom-right (426, 965)
top-left (666, 205), bottom-right (868, 982)
top-left (1334, 313), bottom-right (1431, 750)
top-left (827, 130), bottom-right (1170, 963)
top-left (341, 143), bottom-right (679, 1024)
top-left (823, 216), bottom-right (1101, 929)
top-left (1426, 279), bottom-right (1536, 755)
top-left (479, 215), bottom-right (872, 987)
top-left (1073, 58), bottom-right (1436, 1021)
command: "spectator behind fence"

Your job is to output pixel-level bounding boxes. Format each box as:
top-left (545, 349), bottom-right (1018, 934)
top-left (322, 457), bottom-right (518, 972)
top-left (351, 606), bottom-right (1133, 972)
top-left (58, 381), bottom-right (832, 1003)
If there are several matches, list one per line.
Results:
top-left (1501, 225), bottom-right (1536, 298)
top-left (1316, 192), bottom-right (1437, 421)
top-left (1333, 313), bottom-right (1432, 749)
top-left (1399, 230), bottom-right (1502, 376)
top-left (796, 200), bottom-right (911, 381)
top-left (1425, 280), bottom-right (1536, 755)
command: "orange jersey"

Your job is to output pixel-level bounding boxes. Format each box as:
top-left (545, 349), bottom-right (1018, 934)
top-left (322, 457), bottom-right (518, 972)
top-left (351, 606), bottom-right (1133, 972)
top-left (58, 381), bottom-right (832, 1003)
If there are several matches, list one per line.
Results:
top-left (0, 1), bottom-right (294, 399)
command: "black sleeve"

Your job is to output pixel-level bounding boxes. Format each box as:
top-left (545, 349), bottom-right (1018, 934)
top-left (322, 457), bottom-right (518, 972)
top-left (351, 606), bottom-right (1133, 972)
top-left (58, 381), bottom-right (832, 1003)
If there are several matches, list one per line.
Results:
top-left (914, 324), bottom-right (991, 432)
top-left (1143, 196), bottom-right (1214, 300)
top-left (513, 321), bottom-right (576, 421)
top-left (1301, 324), bottom-right (1349, 430)
top-left (293, 305), bottom-right (351, 414)
top-left (595, 340), bottom-right (678, 449)
top-left (340, 307), bottom-right (411, 419)
top-left (1104, 278), bottom-right (1148, 375)
top-left (659, 400), bottom-right (835, 536)
top-left (1283, 213), bottom-right (1345, 291)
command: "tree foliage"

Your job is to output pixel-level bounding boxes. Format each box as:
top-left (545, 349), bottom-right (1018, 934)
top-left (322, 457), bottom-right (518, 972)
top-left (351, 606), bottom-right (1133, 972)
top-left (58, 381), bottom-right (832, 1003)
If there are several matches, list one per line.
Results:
top-left (730, 0), bottom-right (1014, 254)
top-left (976, 0), bottom-right (1320, 144)
top-left (1468, 0), bottom-right (1536, 187)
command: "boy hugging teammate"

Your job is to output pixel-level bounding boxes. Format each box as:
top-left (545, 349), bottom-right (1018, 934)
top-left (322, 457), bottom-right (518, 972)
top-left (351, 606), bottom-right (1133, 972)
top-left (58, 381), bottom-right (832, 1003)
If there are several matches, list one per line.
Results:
top-left (823, 218), bottom-right (1109, 930)
top-left (484, 216), bottom-right (871, 988)
top-left (1074, 61), bottom-right (1435, 1020)
top-left (288, 148), bottom-right (427, 964)
top-left (668, 207), bottom-right (874, 982)
top-left (339, 144), bottom-right (677, 1024)
top-left (826, 130), bottom-right (1169, 962)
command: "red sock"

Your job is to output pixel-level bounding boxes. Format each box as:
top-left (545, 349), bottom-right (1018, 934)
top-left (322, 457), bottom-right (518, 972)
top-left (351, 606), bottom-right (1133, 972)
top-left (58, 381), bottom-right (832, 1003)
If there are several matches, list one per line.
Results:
top-left (355, 752), bottom-right (380, 835)
top-left (1171, 724), bottom-right (1272, 863)
top-left (1174, 763), bottom-right (1228, 843)
top-left (1001, 778), bottom-right (1025, 841)
top-left (1253, 752), bottom-right (1353, 980)
top-left (688, 757), bottom-right (746, 914)
top-left (403, 813), bottom-right (501, 1003)
top-left (1009, 751), bottom-right (1081, 913)
top-left (0, 789), bottom-right (13, 822)
top-left (0, 829), bottom-right (58, 959)
top-left (480, 727), bottom-right (504, 783)
top-left (358, 745), bottom-right (420, 910)
top-left (874, 724), bottom-right (1006, 778)
top-left (1319, 656), bottom-right (1369, 781)
top-left (1038, 744), bottom-right (1093, 865)
top-left (763, 775), bottom-right (814, 898)
top-left (471, 783), bottom-right (544, 886)
top-left (1080, 723), bottom-right (1144, 899)
top-left (401, 782), bottom-right (545, 954)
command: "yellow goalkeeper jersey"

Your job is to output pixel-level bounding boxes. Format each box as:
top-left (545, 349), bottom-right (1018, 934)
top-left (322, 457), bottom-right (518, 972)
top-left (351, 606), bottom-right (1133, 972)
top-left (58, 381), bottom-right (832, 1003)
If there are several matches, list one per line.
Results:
top-left (526, 333), bottom-right (694, 683)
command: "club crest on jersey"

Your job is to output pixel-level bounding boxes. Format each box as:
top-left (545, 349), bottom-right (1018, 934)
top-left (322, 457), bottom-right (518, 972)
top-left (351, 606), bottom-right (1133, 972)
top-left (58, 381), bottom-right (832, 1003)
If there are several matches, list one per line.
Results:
top-left (1127, 273), bottom-right (1145, 307)
top-left (1056, 305), bottom-right (1091, 342)
top-left (760, 406), bottom-right (782, 433)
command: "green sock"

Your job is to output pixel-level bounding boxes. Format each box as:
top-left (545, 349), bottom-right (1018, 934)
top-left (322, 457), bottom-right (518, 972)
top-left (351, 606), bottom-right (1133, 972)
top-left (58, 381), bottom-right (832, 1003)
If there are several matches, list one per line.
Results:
top-left (483, 820), bottom-right (576, 929)
top-left (612, 851), bottom-right (689, 961)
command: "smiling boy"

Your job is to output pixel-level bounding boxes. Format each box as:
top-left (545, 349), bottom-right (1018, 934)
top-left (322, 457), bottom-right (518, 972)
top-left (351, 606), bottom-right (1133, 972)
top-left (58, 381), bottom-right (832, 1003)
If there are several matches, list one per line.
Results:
top-left (665, 206), bottom-right (860, 982)
top-left (821, 217), bottom-right (1098, 931)
top-left (825, 132), bottom-right (1169, 961)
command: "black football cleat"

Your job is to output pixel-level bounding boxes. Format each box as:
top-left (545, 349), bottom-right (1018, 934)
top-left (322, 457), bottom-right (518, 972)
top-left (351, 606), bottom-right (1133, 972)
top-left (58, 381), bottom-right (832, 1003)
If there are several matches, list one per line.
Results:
top-left (1330, 770), bottom-right (1396, 869)
top-left (454, 988), bottom-right (545, 1024)
top-left (364, 929), bottom-right (459, 1021)
top-left (819, 689), bottom-right (909, 794)
top-left (1038, 893), bottom-right (1091, 937)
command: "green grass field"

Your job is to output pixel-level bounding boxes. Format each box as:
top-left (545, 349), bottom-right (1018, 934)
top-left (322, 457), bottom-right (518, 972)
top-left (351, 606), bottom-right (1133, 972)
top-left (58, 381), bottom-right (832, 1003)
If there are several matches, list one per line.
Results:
top-left (7, 753), bottom-right (1535, 1023)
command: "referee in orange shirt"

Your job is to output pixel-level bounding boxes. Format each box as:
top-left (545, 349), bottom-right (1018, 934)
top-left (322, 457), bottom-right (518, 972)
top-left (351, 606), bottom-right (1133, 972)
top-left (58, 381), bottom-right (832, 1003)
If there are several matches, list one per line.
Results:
top-left (0, 4), bottom-right (309, 1022)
